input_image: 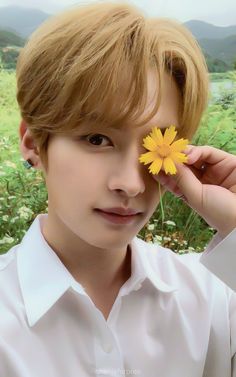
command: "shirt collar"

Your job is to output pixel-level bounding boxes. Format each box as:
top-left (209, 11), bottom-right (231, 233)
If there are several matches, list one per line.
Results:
top-left (17, 214), bottom-right (177, 327)
top-left (17, 214), bottom-right (86, 327)
top-left (128, 236), bottom-right (178, 295)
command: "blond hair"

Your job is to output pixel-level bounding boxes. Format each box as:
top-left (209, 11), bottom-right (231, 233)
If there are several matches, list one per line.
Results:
top-left (16, 1), bottom-right (209, 171)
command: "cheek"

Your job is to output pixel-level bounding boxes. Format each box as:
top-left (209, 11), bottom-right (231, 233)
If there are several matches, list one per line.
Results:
top-left (46, 151), bottom-right (108, 202)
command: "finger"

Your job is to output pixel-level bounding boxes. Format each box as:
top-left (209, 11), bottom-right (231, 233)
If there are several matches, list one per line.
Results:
top-left (184, 145), bottom-right (231, 168)
top-left (168, 163), bottom-right (203, 210)
top-left (154, 171), bottom-right (183, 197)
top-left (153, 165), bottom-right (203, 208)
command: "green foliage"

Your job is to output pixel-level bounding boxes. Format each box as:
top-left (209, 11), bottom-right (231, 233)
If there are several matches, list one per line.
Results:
top-left (0, 29), bottom-right (24, 70)
top-left (0, 29), bottom-right (25, 48)
top-left (200, 35), bottom-right (236, 70)
top-left (0, 70), bottom-right (235, 254)
top-left (206, 54), bottom-right (230, 73)
top-left (1, 48), bottom-right (19, 69)
top-left (0, 163), bottom-right (48, 254)
top-left (210, 71), bottom-right (235, 81)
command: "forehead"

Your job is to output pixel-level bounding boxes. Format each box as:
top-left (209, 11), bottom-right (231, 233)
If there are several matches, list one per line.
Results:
top-left (79, 70), bottom-right (181, 134)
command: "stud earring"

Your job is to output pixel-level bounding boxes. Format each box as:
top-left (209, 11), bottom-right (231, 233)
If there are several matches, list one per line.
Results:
top-left (23, 159), bottom-right (33, 169)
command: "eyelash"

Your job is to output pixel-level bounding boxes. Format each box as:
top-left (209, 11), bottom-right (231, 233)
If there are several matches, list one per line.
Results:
top-left (81, 133), bottom-right (113, 147)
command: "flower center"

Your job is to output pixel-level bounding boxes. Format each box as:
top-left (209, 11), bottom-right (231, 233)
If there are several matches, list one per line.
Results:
top-left (157, 144), bottom-right (171, 158)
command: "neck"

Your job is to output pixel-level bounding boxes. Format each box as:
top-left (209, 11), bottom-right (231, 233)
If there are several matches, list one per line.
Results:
top-left (41, 215), bottom-right (132, 292)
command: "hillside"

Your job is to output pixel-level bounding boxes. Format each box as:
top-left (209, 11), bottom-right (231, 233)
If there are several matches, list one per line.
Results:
top-left (200, 34), bottom-right (236, 68)
top-left (184, 20), bottom-right (236, 40)
top-left (0, 6), bottom-right (235, 71)
top-left (0, 29), bottom-right (25, 48)
top-left (0, 5), bottom-right (49, 38)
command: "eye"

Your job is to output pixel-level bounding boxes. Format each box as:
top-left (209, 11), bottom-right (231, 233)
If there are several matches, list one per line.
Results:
top-left (83, 133), bottom-right (112, 147)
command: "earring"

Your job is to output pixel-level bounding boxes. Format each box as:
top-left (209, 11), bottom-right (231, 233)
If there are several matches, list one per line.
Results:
top-left (23, 159), bottom-right (33, 169)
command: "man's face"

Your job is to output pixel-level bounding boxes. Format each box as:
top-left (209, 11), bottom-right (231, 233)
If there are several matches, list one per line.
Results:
top-left (21, 70), bottom-right (181, 251)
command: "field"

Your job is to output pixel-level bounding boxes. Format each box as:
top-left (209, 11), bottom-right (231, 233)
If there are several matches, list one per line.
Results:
top-left (0, 69), bottom-right (236, 254)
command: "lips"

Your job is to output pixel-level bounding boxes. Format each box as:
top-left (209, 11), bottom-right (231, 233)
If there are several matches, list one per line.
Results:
top-left (96, 207), bottom-right (141, 216)
top-left (95, 209), bottom-right (141, 225)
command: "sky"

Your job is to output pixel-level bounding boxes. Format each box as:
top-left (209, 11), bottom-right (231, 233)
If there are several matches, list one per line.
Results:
top-left (0, 0), bottom-right (235, 27)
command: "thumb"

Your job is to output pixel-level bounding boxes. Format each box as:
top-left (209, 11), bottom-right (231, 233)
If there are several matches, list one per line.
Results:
top-left (173, 163), bottom-right (203, 208)
top-left (154, 163), bottom-right (203, 210)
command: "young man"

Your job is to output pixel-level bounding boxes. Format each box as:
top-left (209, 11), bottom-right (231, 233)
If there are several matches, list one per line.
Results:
top-left (0, 2), bottom-right (235, 376)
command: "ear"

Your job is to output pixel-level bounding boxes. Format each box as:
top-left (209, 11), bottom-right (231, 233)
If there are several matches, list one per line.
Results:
top-left (19, 120), bottom-right (44, 170)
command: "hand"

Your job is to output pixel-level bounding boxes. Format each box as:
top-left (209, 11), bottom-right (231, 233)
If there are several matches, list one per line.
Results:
top-left (153, 145), bottom-right (236, 238)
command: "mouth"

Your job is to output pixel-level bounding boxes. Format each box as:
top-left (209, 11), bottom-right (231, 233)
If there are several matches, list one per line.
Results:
top-left (94, 209), bottom-right (142, 225)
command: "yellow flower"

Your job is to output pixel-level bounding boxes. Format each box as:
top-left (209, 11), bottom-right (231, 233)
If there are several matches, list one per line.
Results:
top-left (139, 125), bottom-right (189, 175)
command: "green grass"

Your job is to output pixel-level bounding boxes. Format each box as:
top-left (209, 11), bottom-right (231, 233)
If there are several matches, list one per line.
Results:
top-left (209, 71), bottom-right (236, 81)
top-left (0, 69), bottom-right (235, 254)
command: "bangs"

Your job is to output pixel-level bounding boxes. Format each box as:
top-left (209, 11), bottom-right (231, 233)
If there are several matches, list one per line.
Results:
top-left (61, 63), bottom-right (164, 135)
top-left (18, 5), bottom-right (167, 137)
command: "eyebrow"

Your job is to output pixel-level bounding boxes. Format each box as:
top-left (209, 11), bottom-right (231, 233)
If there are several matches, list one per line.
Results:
top-left (77, 115), bottom-right (175, 134)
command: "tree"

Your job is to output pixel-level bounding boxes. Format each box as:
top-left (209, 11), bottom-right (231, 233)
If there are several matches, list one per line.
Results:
top-left (1, 48), bottom-right (19, 69)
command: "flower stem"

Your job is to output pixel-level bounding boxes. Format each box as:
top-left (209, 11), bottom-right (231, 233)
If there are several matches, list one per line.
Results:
top-left (158, 181), bottom-right (165, 225)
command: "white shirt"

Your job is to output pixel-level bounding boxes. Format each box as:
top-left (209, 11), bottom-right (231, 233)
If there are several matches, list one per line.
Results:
top-left (0, 213), bottom-right (235, 377)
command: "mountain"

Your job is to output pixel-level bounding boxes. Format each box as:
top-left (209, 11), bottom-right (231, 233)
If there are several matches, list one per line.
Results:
top-left (0, 6), bottom-right (235, 71)
top-left (0, 5), bottom-right (50, 38)
top-left (0, 6), bottom-right (235, 41)
top-left (204, 52), bottom-right (231, 72)
top-left (183, 20), bottom-right (236, 69)
top-left (199, 34), bottom-right (236, 67)
top-left (0, 29), bottom-right (25, 48)
top-left (184, 20), bottom-right (236, 40)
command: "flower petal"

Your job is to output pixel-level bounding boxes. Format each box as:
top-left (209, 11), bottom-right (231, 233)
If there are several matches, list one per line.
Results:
top-left (142, 135), bottom-right (158, 152)
top-left (139, 151), bottom-right (157, 165)
top-left (170, 138), bottom-right (189, 153)
top-left (163, 157), bottom-right (177, 175)
top-left (150, 127), bottom-right (164, 146)
top-left (170, 152), bottom-right (188, 163)
top-left (148, 157), bottom-right (163, 175)
top-left (163, 125), bottom-right (177, 145)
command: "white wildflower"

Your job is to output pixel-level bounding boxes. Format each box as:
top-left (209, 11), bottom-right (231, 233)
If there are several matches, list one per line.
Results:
top-left (18, 206), bottom-right (33, 220)
top-left (153, 235), bottom-right (162, 244)
top-left (10, 217), bottom-right (19, 224)
top-left (163, 236), bottom-right (171, 241)
top-left (178, 249), bottom-right (187, 254)
top-left (2, 215), bottom-right (9, 222)
top-left (164, 220), bottom-right (176, 227)
top-left (188, 246), bottom-right (195, 251)
top-left (147, 224), bottom-right (155, 231)
top-left (5, 161), bottom-right (17, 169)
top-left (0, 236), bottom-right (14, 244)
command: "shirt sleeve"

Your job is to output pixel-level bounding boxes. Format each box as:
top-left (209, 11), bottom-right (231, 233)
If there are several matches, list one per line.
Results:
top-left (233, 355), bottom-right (236, 377)
top-left (230, 292), bottom-right (236, 377)
top-left (199, 228), bottom-right (236, 291)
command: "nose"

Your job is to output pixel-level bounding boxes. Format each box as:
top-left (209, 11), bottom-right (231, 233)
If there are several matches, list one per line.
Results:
top-left (108, 146), bottom-right (146, 197)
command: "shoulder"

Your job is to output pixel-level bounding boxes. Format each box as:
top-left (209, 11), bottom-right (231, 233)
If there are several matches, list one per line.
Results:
top-left (134, 236), bottom-right (233, 297)
top-left (0, 244), bottom-right (26, 331)
top-left (0, 244), bottom-right (20, 298)
top-left (0, 245), bottom-right (18, 271)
